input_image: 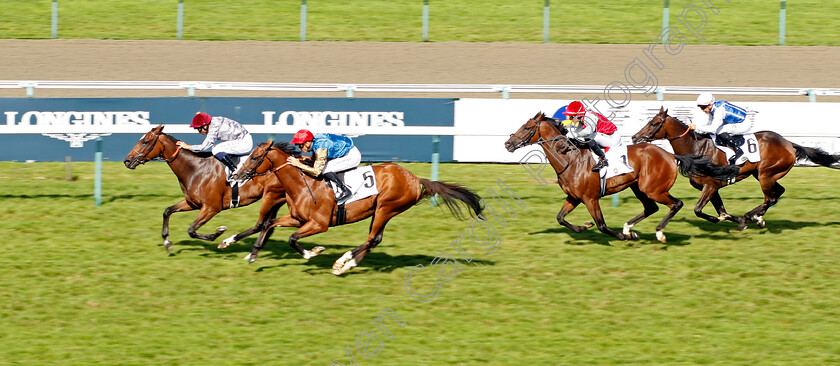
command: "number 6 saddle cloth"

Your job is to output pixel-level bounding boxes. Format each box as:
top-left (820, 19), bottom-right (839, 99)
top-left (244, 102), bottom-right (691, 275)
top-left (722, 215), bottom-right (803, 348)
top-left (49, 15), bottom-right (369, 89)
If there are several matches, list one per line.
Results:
top-left (710, 133), bottom-right (761, 165)
top-left (326, 165), bottom-right (379, 204)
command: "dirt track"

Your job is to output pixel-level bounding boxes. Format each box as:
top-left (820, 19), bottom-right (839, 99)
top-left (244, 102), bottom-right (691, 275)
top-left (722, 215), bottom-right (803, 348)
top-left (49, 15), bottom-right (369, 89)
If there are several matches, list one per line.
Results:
top-left (1, 40), bottom-right (838, 101)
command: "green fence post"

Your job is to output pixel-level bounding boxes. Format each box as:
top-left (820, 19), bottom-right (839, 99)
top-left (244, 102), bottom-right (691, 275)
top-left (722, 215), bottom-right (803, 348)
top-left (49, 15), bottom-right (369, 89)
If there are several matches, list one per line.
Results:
top-left (300, 0), bottom-right (308, 42)
top-left (94, 137), bottom-right (103, 206)
top-left (779, 0), bottom-right (786, 46)
top-left (177, 0), bottom-right (184, 40)
top-left (808, 90), bottom-right (816, 103)
top-left (430, 135), bottom-right (440, 206)
top-left (422, 0), bottom-right (430, 42)
top-left (543, 0), bottom-right (550, 43)
top-left (662, 0), bottom-right (670, 32)
top-left (51, 0), bottom-right (58, 39)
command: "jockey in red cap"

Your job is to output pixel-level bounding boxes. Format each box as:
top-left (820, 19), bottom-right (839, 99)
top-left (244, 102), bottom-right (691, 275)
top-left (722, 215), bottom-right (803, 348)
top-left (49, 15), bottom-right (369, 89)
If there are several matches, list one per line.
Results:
top-left (177, 112), bottom-right (253, 182)
top-left (288, 129), bottom-right (361, 201)
top-left (561, 101), bottom-right (621, 172)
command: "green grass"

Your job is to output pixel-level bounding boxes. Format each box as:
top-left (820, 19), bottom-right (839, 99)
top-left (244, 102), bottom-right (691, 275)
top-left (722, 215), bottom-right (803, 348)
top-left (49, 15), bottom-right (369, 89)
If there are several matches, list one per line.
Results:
top-left (2, 0), bottom-right (840, 45)
top-left (2, 161), bottom-right (840, 365)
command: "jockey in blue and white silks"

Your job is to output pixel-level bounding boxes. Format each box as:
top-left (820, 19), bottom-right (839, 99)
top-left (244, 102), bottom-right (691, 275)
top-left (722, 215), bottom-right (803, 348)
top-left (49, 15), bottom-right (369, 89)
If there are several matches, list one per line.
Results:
top-left (286, 129), bottom-right (362, 201)
top-left (691, 93), bottom-right (752, 165)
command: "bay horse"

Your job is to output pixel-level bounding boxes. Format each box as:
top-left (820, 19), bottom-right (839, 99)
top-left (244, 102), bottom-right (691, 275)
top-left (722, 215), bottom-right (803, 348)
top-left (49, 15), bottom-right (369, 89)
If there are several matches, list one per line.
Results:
top-left (632, 107), bottom-right (840, 230)
top-left (123, 125), bottom-right (287, 251)
top-left (231, 140), bottom-right (483, 276)
top-left (504, 112), bottom-right (740, 243)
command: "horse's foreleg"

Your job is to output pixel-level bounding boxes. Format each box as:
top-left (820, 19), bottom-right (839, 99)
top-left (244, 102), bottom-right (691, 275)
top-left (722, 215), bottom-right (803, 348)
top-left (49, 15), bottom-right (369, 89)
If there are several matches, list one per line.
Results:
top-left (246, 214), bottom-right (316, 264)
top-left (162, 200), bottom-right (193, 251)
top-left (220, 196), bottom-right (285, 249)
top-left (583, 197), bottom-right (629, 241)
top-left (556, 196), bottom-right (593, 233)
top-left (647, 192), bottom-right (684, 244)
top-left (186, 206), bottom-right (226, 244)
top-left (333, 210), bottom-right (395, 276)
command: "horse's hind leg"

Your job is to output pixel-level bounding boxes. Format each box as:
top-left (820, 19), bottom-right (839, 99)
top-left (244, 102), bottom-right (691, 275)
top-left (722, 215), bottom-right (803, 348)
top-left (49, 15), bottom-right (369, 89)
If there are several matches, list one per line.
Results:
top-left (220, 195), bottom-right (285, 249)
top-left (745, 181), bottom-right (786, 229)
top-left (162, 200), bottom-right (193, 251)
top-left (621, 185), bottom-right (659, 241)
top-left (333, 210), bottom-right (396, 276)
top-left (646, 191), bottom-right (684, 244)
top-left (557, 196), bottom-right (594, 233)
top-left (186, 206), bottom-right (226, 242)
top-left (709, 191), bottom-right (744, 226)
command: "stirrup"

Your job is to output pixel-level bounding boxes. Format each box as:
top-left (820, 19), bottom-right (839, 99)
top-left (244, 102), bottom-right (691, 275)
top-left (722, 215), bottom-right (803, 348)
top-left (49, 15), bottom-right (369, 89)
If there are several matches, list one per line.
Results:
top-left (335, 188), bottom-right (351, 202)
top-left (591, 159), bottom-right (607, 172)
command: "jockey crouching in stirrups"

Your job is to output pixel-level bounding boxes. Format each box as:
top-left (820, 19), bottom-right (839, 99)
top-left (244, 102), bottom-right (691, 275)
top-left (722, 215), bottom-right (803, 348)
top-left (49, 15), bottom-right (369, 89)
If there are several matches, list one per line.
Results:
top-left (690, 93), bottom-right (751, 165)
top-left (177, 112), bottom-right (253, 183)
top-left (287, 129), bottom-right (362, 202)
top-left (561, 101), bottom-right (621, 172)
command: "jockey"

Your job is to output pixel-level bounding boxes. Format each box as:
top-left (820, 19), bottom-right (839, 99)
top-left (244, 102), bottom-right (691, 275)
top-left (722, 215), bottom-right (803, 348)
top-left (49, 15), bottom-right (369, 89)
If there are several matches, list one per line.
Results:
top-left (177, 112), bottom-right (253, 181)
top-left (287, 129), bottom-right (362, 202)
top-left (561, 101), bottom-right (620, 172)
top-left (690, 93), bottom-right (751, 165)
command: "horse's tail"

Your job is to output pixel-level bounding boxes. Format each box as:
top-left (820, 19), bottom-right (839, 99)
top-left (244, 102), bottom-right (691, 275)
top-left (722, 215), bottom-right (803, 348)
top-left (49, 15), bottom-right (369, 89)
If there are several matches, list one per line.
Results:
top-left (674, 154), bottom-right (741, 182)
top-left (419, 179), bottom-right (484, 220)
top-left (792, 143), bottom-right (840, 168)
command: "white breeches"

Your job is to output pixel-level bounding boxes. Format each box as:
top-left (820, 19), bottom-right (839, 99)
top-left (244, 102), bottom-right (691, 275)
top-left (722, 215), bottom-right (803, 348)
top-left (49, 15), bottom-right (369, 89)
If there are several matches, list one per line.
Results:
top-left (593, 132), bottom-right (622, 148)
top-left (211, 135), bottom-right (253, 156)
top-left (323, 146), bottom-right (362, 173)
top-left (717, 122), bottom-right (751, 136)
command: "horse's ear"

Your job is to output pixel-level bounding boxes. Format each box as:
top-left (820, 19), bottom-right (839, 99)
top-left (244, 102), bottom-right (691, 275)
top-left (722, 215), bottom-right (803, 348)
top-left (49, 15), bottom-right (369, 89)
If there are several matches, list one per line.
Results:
top-left (265, 138), bottom-right (274, 147)
top-left (664, 108), bottom-right (669, 114)
top-left (533, 111), bottom-right (543, 119)
top-left (658, 106), bottom-right (665, 114)
top-left (154, 124), bottom-right (164, 132)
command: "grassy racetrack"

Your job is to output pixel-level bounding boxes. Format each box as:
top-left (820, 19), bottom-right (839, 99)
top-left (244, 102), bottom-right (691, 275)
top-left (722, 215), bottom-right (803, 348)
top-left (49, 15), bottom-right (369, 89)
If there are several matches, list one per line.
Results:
top-left (2, 161), bottom-right (840, 365)
top-left (2, 0), bottom-right (840, 45)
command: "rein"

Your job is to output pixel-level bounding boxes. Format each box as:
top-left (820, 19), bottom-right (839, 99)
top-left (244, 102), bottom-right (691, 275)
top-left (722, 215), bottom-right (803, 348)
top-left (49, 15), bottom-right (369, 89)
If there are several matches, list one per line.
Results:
top-left (246, 146), bottom-right (318, 204)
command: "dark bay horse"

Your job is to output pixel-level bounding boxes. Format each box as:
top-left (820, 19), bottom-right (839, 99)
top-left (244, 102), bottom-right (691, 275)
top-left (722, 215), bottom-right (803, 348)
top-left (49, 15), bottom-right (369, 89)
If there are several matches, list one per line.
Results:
top-left (231, 140), bottom-right (483, 275)
top-left (632, 108), bottom-right (840, 230)
top-left (123, 125), bottom-right (287, 251)
top-left (504, 112), bottom-right (740, 243)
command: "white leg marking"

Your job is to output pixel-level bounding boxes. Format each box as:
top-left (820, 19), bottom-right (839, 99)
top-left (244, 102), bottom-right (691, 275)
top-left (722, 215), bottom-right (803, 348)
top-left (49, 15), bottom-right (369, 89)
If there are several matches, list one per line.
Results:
top-left (623, 223), bottom-right (633, 236)
top-left (219, 235), bottom-right (237, 248)
top-left (656, 230), bottom-right (666, 243)
top-left (243, 253), bottom-right (252, 261)
top-left (718, 214), bottom-right (729, 222)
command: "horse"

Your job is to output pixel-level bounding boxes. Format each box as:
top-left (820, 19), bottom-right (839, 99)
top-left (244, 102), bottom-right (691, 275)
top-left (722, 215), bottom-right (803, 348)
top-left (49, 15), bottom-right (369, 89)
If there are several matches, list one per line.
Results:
top-left (632, 107), bottom-right (840, 230)
top-left (123, 125), bottom-right (287, 251)
top-left (230, 140), bottom-right (483, 276)
top-left (504, 112), bottom-right (740, 243)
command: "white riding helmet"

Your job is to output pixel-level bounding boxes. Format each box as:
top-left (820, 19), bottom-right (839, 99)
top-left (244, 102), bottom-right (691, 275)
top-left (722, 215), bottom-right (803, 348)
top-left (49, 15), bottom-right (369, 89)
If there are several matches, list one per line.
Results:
top-left (696, 93), bottom-right (715, 106)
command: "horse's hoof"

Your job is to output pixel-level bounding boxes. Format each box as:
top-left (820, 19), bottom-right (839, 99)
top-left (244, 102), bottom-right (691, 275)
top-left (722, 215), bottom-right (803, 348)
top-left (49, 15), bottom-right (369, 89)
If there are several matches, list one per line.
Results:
top-left (216, 226), bottom-right (227, 234)
top-left (248, 255), bottom-right (258, 264)
top-left (584, 222), bottom-right (595, 229)
top-left (164, 239), bottom-right (173, 252)
top-left (304, 246), bottom-right (326, 259)
top-left (738, 221), bottom-right (748, 231)
top-left (757, 219), bottom-right (766, 229)
top-left (332, 268), bottom-right (344, 276)
top-left (243, 253), bottom-right (252, 261)
top-left (629, 232), bottom-right (640, 241)
top-left (656, 231), bottom-right (666, 244)
top-left (218, 236), bottom-right (236, 249)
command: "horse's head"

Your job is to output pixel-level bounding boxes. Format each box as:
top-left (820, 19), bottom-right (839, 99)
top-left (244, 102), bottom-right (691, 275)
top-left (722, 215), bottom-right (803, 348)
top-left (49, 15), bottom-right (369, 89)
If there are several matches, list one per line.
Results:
top-left (124, 125), bottom-right (168, 169)
top-left (632, 107), bottom-right (671, 144)
top-left (504, 112), bottom-right (563, 152)
top-left (232, 140), bottom-right (301, 184)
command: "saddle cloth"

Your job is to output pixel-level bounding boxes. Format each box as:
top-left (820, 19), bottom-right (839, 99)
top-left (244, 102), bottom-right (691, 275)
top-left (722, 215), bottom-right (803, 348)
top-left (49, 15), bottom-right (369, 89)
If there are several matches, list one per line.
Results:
top-left (326, 165), bottom-right (379, 204)
top-left (710, 133), bottom-right (761, 165)
top-left (590, 144), bottom-right (634, 180)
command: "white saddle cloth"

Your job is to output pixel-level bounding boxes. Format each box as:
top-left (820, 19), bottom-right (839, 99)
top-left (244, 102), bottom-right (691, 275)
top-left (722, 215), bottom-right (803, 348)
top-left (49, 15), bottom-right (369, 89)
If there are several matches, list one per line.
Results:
top-left (327, 165), bottom-right (379, 204)
top-left (710, 133), bottom-right (761, 165)
top-left (590, 144), bottom-right (634, 179)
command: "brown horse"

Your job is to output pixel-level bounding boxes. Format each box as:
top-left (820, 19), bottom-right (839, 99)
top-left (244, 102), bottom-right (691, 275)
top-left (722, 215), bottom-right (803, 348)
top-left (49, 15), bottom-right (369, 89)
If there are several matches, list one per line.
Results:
top-left (231, 140), bottom-right (483, 275)
top-left (504, 112), bottom-right (740, 243)
top-left (632, 108), bottom-right (840, 230)
top-left (123, 125), bottom-right (287, 251)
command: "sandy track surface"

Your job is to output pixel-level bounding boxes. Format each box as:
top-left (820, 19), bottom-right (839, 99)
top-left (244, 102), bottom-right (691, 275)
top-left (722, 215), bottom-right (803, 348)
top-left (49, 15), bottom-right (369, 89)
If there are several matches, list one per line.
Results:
top-left (1, 40), bottom-right (838, 101)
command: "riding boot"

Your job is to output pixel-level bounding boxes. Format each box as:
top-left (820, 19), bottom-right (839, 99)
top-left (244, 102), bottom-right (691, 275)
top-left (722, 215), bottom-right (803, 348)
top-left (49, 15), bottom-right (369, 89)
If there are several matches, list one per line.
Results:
top-left (719, 133), bottom-right (744, 165)
top-left (214, 152), bottom-right (238, 182)
top-left (324, 172), bottom-right (352, 201)
top-left (586, 140), bottom-right (608, 172)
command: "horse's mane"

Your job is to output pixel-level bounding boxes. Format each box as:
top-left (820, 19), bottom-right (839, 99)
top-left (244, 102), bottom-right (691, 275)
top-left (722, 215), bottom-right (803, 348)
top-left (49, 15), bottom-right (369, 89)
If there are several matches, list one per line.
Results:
top-left (271, 141), bottom-right (302, 158)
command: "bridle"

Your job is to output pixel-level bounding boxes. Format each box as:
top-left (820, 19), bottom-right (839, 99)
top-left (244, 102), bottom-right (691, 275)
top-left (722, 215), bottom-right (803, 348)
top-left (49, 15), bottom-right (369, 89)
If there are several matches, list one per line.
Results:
top-left (509, 117), bottom-right (576, 152)
top-left (636, 113), bottom-right (693, 143)
top-left (237, 144), bottom-right (288, 180)
top-left (127, 130), bottom-right (181, 164)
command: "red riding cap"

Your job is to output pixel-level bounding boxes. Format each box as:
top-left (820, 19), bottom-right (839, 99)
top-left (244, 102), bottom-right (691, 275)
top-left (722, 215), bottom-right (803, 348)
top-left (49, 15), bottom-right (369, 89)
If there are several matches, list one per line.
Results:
top-left (291, 129), bottom-right (314, 144)
top-left (562, 101), bottom-right (586, 116)
top-left (190, 112), bottom-right (212, 128)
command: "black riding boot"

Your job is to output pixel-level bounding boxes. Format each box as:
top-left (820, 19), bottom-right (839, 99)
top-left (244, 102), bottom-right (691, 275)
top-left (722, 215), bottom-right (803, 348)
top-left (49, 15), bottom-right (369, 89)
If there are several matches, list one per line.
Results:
top-left (719, 133), bottom-right (744, 165)
top-left (324, 172), bottom-right (351, 201)
top-left (585, 139), bottom-right (608, 172)
top-left (214, 152), bottom-right (238, 181)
